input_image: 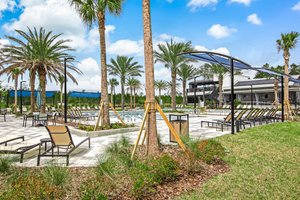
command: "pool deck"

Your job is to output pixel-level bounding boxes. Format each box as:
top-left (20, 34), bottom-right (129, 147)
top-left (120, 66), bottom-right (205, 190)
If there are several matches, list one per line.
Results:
top-left (0, 112), bottom-right (230, 167)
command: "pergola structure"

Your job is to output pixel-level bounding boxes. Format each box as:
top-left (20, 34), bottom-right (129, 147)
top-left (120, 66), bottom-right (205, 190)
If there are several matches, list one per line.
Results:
top-left (178, 51), bottom-right (300, 134)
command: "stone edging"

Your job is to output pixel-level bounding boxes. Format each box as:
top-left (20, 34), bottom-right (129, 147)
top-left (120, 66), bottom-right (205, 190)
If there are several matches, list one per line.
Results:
top-left (69, 126), bottom-right (140, 138)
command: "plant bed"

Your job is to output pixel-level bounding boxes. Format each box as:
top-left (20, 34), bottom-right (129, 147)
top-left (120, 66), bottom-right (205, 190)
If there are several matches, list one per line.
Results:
top-left (69, 123), bottom-right (139, 138)
top-left (0, 137), bottom-right (228, 200)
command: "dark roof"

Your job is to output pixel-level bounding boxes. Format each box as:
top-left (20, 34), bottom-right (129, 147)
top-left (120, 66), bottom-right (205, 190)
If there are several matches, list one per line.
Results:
top-left (235, 79), bottom-right (275, 86)
top-left (189, 80), bottom-right (219, 86)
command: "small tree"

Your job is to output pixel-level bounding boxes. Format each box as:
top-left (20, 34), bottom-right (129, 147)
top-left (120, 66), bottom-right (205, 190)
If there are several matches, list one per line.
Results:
top-left (154, 80), bottom-right (168, 104)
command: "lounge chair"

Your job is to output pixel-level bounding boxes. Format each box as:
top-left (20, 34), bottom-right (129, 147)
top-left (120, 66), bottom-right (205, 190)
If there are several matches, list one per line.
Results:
top-left (0, 135), bottom-right (24, 145)
top-left (0, 140), bottom-right (40, 163)
top-left (37, 126), bottom-right (90, 166)
top-left (201, 111), bottom-right (238, 130)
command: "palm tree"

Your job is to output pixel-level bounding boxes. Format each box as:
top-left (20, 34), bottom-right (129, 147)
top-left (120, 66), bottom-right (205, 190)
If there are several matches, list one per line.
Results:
top-left (126, 77), bottom-right (141, 108)
top-left (58, 75), bottom-right (64, 110)
top-left (177, 64), bottom-right (198, 107)
top-left (142, 0), bottom-right (159, 155)
top-left (154, 80), bottom-right (168, 104)
top-left (108, 78), bottom-right (119, 105)
top-left (154, 40), bottom-right (194, 111)
top-left (69, 0), bottom-right (124, 126)
top-left (255, 63), bottom-right (284, 108)
top-left (276, 31), bottom-right (300, 117)
top-left (0, 27), bottom-right (80, 113)
top-left (201, 64), bottom-right (228, 108)
top-left (6, 68), bottom-right (23, 112)
top-left (107, 56), bottom-right (143, 110)
top-left (126, 77), bottom-right (135, 109)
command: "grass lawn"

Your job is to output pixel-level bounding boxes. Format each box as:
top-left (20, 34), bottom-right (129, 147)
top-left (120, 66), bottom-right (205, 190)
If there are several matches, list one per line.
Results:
top-left (179, 122), bottom-right (300, 200)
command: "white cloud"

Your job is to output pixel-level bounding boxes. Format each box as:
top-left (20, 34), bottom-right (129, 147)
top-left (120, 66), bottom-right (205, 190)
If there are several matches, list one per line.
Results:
top-left (68, 57), bottom-right (101, 91)
top-left (0, 38), bottom-right (10, 47)
top-left (207, 24), bottom-right (237, 39)
top-left (154, 67), bottom-right (170, 81)
top-left (187, 0), bottom-right (218, 11)
top-left (158, 34), bottom-right (185, 42)
top-left (228, 0), bottom-right (252, 6)
top-left (0, 0), bottom-right (16, 18)
top-left (194, 45), bottom-right (230, 55)
top-left (247, 13), bottom-right (262, 25)
top-left (292, 1), bottom-right (300, 11)
top-left (107, 39), bottom-right (144, 56)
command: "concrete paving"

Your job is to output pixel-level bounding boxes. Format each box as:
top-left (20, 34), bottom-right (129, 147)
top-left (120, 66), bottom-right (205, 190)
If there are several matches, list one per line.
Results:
top-left (0, 112), bottom-right (230, 167)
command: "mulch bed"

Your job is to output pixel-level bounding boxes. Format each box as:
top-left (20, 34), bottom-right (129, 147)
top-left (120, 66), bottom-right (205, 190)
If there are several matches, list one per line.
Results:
top-left (65, 145), bottom-right (229, 200)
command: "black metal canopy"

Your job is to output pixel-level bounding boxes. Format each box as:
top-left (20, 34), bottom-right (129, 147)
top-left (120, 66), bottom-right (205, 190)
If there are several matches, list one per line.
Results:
top-left (178, 51), bottom-right (294, 134)
top-left (178, 51), bottom-right (253, 70)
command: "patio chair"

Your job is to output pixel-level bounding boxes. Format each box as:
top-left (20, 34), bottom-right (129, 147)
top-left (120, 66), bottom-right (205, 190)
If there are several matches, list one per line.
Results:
top-left (201, 111), bottom-right (238, 130)
top-left (0, 108), bottom-right (7, 122)
top-left (37, 125), bottom-right (90, 166)
top-left (0, 135), bottom-right (24, 145)
top-left (217, 110), bottom-right (248, 131)
top-left (0, 140), bottom-right (40, 163)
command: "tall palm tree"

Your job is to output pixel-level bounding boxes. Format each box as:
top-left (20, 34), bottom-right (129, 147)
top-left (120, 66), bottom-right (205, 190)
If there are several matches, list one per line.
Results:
top-left (0, 27), bottom-right (80, 113)
top-left (276, 31), bottom-right (300, 117)
top-left (58, 75), bottom-right (64, 110)
top-left (132, 79), bottom-right (142, 108)
top-left (143, 0), bottom-right (159, 155)
top-left (6, 68), bottom-right (23, 112)
top-left (177, 64), bottom-right (198, 107)
top-left (154, 40), bottom-right (194, 111)
top-left (69, 0), bottom-right (124, 126)
top-left (255, 63), bottom-right (284, 108)
top-left (154, 80), bottom-right (168, 104)
top-left (107, 56), bottom-right (143, 110)
top-left (201, 64), bottom-right (228, 108)
top-left (126, 77), bottom-right (135, 109)
top-left (108, 78), bottom-right (119, 105)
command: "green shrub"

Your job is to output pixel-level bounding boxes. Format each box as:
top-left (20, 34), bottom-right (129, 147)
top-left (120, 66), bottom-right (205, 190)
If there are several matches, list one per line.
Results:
top-left (81, 180), bottom-right (108, 200)
top-left (97, 136), bottom-right (132, 177)
top-left (197, 140), bottom-right (226, 164)
top-left (182, 137), bottom-right (225, 164)
top-left (130, 155), bottom-right (179, 198)
top-left (43, 164), bottom-right (70, 186)
top-left (1, 172), bottom-right (64, 199)
top-left (0, 157), bottom-right (12, 174)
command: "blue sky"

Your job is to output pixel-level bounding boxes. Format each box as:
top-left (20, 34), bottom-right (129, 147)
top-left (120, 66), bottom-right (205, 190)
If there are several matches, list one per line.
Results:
top-left (0, 0), bottom-right (300, 92)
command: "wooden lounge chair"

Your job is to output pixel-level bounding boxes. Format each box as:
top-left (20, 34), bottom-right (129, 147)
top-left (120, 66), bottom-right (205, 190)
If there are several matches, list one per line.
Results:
top-left (0, 140), bottom-right (40, 163)
top-left (0, 135), bottom-right (25, 145)
top-left (37, 126), bottom-right (91, 166)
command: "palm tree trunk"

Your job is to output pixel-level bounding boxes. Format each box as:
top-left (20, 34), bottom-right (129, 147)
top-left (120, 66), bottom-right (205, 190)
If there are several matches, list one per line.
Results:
top-left (218, 75), bottom-right (223, 108)
top-left (133, 88), bottom-right (136, 108)
top-left (98, 11), bottom-right (110, 125)
top-left (159, 89), bottom-right (161, 105)
top-left (284, 50), bottom-right (289, 118)
top-left (121, 79), bottom-right (125, 110)
top-left (110, 85), bottom-right (114, 104)
top-left (60, 83), bottom-right (63, 110)
top-left (130, 86), bottom-right (133, 109)
top-left (38, 69), bottom-right (47, 113)
top-left (182, 80), bottom-right (186, 108)
top-left (143, 0), bottom-right (159, 156)
top-left (274, 79), bottom-right (279, 108)
top-left (30, 70), bottom-right (36, 112)
top-left (14, 75), bottom-right (18, 113)
top-left (171, 70), bottom-right (176, 111)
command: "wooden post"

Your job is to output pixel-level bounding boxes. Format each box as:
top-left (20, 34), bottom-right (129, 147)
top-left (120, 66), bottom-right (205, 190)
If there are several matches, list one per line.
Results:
top-left (156, 104), bottom-right (187, 152)
top-left (109, 102), bottom-right (126, 125)
top-left (94, 101), bottom-right (104, 131)
top-left (131, 103), bottom-right (150, 160)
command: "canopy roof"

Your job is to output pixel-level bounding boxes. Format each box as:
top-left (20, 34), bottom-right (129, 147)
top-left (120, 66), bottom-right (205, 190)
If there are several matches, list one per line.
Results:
top-left (178, 51), bottom-right (252, 70)
top-left (69, 91), bottom-right (101, 98)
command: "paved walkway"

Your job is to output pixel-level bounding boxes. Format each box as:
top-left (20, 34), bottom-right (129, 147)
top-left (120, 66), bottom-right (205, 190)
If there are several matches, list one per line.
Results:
top-left (0, 113), bottom-right (230, 167)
